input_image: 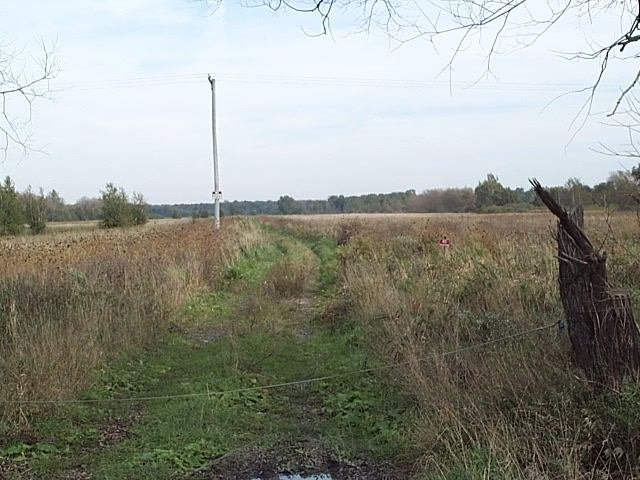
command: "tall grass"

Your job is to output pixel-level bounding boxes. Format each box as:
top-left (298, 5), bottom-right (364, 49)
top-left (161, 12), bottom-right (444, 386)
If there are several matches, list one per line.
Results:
top-left (265, 211), bottom-right (640, 479)
top-left (0, 219), bottom-right (266, 425)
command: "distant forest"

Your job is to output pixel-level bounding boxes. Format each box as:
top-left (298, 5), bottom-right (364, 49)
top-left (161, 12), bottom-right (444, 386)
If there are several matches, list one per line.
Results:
top-left (150, 169), bottom-right (640, 219)
top-left (9, 168), bottom-right (640, 224)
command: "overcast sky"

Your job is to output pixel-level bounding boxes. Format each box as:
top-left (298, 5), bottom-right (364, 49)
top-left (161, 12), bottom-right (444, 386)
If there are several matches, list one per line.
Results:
top-left (0, 0), bottom-right (636, 203)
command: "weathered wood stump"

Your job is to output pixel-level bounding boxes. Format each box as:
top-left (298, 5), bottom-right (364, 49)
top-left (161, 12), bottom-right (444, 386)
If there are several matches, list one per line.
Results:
top-left (531, 179), bottom-right (640, 387)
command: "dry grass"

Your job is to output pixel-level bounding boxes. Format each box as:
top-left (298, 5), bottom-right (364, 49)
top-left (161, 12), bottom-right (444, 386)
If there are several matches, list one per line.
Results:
top-left (264, 211), bottom-right (640, 479)
top-left (0, 219), bottom-right (266, 424)
top-left (0, 218), bottom-right (195, 277)
top-left (4, 209), bottom-right (639, 477)
top-left (274, 210), bottom-right (638, 238)
top-left (263, 250), bottom-right (317, 299)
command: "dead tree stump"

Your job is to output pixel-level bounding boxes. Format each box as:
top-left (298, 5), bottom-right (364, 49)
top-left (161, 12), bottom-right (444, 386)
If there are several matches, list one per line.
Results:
top-left (531, 179), bottom-right (640, 387)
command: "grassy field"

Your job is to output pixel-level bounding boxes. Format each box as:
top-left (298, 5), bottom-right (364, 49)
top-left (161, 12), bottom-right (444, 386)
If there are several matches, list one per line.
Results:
top-left (0, 219), bottom-right (263, 412)
top-left (1, 211), bottom-right (639, 479)
top-left (263, 211), bottom-right (640, 479)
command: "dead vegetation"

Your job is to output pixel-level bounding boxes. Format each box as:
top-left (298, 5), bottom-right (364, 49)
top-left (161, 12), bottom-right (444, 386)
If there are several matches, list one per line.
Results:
top-left (0, 219), bottom-right (266, 425)
top-left (264, 211), bottom-right (640, 479)
top-left (3, 211), bottom-right (640, 478)
top-left (263, 250), bottom-right (317, 299)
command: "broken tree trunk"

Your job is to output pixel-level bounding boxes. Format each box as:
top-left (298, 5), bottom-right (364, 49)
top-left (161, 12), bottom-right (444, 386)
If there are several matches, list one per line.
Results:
top-left (531, 179), bottom-right (640, 387)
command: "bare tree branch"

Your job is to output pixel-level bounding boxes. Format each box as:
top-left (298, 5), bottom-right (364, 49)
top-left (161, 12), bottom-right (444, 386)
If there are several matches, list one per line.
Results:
top-left (0, 39), bottom-right (58, 160)
top-left (201, 0), bottom-right (640, 159)
top-left (206, 0), bottom-right (640, 129)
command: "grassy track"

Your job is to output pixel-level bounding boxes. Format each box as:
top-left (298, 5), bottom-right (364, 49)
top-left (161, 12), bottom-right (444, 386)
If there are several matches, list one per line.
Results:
top-left (1, 227), bottom-right (415, 479)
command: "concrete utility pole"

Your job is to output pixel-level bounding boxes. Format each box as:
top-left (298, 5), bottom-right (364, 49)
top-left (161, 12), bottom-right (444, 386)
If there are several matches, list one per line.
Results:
top-left (208, 75), bottom-right (221, 230)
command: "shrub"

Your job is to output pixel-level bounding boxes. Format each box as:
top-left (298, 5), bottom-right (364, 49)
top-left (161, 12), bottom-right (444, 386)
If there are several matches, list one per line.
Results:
top-left (263, 251), bottom-right (316, 298)
top-left (100, 183), bottom-right (132, 228)
top-left (22, 187), bottom-right (47, 234)
top-left (336, 220), bottom-right (361, 246)
top-left (100, 184), bottom-right (148, 228)
top-left (0, 176), bottom-right (24, 235)
top-left (131, 192), bottom-right (148, 226)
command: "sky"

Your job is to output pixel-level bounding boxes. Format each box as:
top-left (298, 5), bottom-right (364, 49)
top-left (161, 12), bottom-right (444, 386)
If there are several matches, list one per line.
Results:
top-left (0, 0), bottom-right (637, 203)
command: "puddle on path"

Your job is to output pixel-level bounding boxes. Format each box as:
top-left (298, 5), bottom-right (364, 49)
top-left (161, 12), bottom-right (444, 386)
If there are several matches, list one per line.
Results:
top-left (252, 475), bottom-right (332, 480)
top-left (279, 476), bottom-right (332, 480)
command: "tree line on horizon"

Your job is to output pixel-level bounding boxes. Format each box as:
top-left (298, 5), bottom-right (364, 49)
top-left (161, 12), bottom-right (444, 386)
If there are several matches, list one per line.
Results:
top-left (2, 168), bottom-right (639, 235)
top-left (151, 167), bottom-right (640, 218)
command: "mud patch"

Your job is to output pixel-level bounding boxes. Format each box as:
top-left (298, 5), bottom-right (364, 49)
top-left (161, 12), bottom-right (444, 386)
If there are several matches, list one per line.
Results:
top-left (0, 463), bottom-right (92, 480)
top-left (271, 475), bottom-right (332, 480)
top-left (0, 459), bottom-right (29, 480)
top-left (187, 325), bottom-right (230, 344)
top-left (288, 298), bottom-right (313, 309)
top-left (99, 410), bottom-right (142, 446)
top-left (53, 467), bottom-right (93, 480)
top-left (295, 325), bottom-right (314, 342)
top-left (185, 440), bottom-right (406, 480)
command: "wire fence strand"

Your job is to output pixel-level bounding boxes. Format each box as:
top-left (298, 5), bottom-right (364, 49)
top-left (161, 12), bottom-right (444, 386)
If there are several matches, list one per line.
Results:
top-left (0, 320), bottom-right (561, 405)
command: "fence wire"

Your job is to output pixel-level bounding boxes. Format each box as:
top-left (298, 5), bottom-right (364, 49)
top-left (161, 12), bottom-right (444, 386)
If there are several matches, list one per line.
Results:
top-left (0, 320), bottom-right (561, 405)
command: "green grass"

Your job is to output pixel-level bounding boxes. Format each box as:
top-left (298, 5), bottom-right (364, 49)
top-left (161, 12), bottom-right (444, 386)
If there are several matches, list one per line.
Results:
top-left (2, 226), bottom-right (415, 479)
top-left (307, 236), bottom-right (339, 294)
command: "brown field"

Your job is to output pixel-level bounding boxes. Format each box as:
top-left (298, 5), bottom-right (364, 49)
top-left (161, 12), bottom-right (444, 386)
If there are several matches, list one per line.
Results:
top-left (0, 218), bottom-right (265, 421)
top-left (1, 218), bottom-right (198, 277)
top-left (278, 209), bottom-right (638, 235)
top-left (263, 210), bottom-right (640, 478)
top-left (22, 217), bottom-right (189, 235)
top-left (2, 211), bottom-right (639, 478)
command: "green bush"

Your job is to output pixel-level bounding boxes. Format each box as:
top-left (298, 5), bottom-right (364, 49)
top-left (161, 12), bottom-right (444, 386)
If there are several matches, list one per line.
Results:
top-left (131, 192), bottom-right (148, 226)
top-left (23, 187), bottom-right (47, 234)
top-left (99, 183), bottom-right (148, 228)
top-left (0, 176), bottom-right (24, 235)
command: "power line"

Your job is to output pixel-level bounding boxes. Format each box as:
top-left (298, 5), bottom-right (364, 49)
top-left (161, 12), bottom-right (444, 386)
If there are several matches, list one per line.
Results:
top-left (0, 319), bottom-right (560, 405)
top-left (50, 72), bottom-right (619, 93)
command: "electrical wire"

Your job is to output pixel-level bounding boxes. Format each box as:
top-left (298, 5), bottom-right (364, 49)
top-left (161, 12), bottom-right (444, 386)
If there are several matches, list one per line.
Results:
top-left (49, 72), bottom-right (619, 93)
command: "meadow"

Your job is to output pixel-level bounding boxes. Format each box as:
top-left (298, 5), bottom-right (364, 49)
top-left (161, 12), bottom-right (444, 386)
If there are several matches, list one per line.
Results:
top-left (0, 218), bottom-right (266, 421)
top-left (264, 210), bottom-right (640, 479)
top-left (1, 211), bottom-right (639, 479)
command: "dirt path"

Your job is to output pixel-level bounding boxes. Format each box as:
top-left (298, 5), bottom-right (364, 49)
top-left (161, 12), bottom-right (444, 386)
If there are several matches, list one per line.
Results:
top-left (1, 230), bottom-right (415, 480)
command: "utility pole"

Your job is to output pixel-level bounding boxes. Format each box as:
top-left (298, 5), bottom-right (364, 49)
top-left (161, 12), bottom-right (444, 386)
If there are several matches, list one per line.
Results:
top-left (208, 75), bottom-right (221, 230)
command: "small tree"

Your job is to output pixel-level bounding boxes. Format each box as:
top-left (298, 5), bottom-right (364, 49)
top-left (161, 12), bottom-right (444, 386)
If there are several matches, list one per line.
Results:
top-left (130, 192), bottom-right (148, 226)
top-left (632, 163), bottom-right (640, 184)
top-left (45, 189), bottom-right (70, 221)
top-left (23, 186), bottom-right (47, 234)
top-left (277, 195), bottom-right (298, 214)
top-left (71, 197), bottom-right (102, 221)
top-left (474, 174), bottom-right (511, 209)
top-left (100, 183), bottom-right (133, 228)
top-left (328, 195), bottom-right (346, 213)
top-left (0, 176), bottom-right (24, 235)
